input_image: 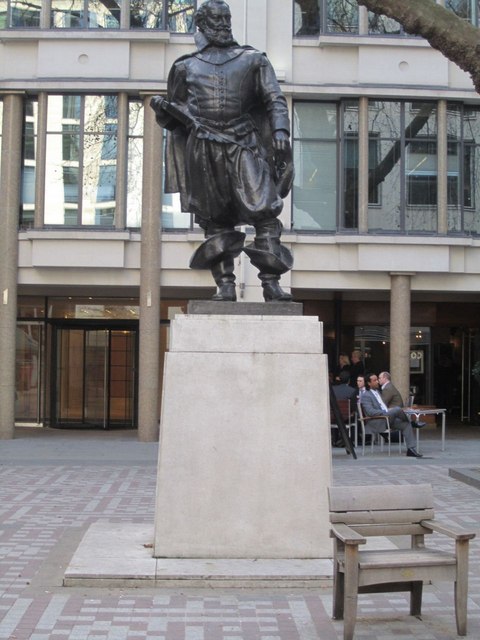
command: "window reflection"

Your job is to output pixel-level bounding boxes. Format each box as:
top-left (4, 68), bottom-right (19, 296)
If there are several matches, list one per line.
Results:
top-left (445, 0), bottom-right (474, 22)
top-left (127, 99), bottom-right (191, 229)
top-left (405, 102), bottom-right (437, 232)
top-left (0, 0), bottom-right (41, 27)
top-left (127, 100), bottom-right (143, 228)
top-left (130, 1), bottom-right (164, 28)
top-left (448, 104), bottom-right (480, 234)
top-left (294, 0), bottom-right (358, 36)
top-left (326, 0), bottom-right (358, 33)
top-left (51, 0), bottom-right (121, 29)
top-left (342, 101), bottom-right (360, 229)
top-left (293, 102), bottom-right (338, 231)
top-left (368, 12), bottom-right (402, 35)
top-left (45, 95), bottom-right (118, 226)
top-left (130, 0), bottom-right (195, 31)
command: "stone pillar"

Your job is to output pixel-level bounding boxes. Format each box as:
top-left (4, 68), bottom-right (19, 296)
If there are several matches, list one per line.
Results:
top-left (389, 273), bottom-right (413, 404)
top-left (34, 92), bottom-right (48, 228)
top-left (437, 99), bottom-right (448, 235)
top-left (0, 94), bottom-right (23, 439)
top-left (137, 95), bottom-right (163, 442)
top-left (115, 93), bottom-right (129, 230)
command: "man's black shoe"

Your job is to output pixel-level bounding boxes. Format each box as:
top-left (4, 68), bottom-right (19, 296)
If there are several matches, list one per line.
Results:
top-left (406, 447), bottom-right (423, 458)
top-left (411, 420), bottom-right (427, 428)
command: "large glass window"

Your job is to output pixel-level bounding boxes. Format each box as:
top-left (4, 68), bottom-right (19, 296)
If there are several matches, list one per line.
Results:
top-left (51, 0), bottom-right (121, 28)
top-left (45, 95), bottom-right (118, 226)
top-left (294, 0), bottom-right (321, 36)
top-left (127, 100), bottom-right (191, 230)
top-left (293, 99), bottom-right (463, 235)
top-left (342, 101), bottom-right (359, 229)
top-left (405, 102), bottom-right (437, 232)
top-left (446, 0), bottom-right (476, 24)
top-left (325, 0), bottom-right (357, 33)
top-left (126, 100), bottom-right (144, 228)
top-left (368, 11), bottom-right (403, 35)
top-left (293, 102), bottom-right (338, 231)
top-left (294, 0), bottom-right (357, 36)
top-left (368, 101), bottom-right (402, 231)
top-left (0, 0), bottom-right (41, 27)
top-left (367, 101), bottom-right (437, 233)
top-left (447, 103), bottom-right (480, 234)
top-left (130, 0), bottom-right (195, 31)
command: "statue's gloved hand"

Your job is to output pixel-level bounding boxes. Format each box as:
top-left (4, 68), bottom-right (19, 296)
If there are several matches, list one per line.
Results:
top-left (150, 95), bottom-right (179, 131)
top-left (273, 130), bottom-right (294, 198)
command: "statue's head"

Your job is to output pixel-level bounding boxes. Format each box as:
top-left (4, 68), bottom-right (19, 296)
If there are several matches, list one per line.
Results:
top-left (195, 0), bottom-right (234, 47)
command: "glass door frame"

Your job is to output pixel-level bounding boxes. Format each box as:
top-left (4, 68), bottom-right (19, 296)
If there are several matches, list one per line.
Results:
top-left (49, 319), bottom-right (139, 429)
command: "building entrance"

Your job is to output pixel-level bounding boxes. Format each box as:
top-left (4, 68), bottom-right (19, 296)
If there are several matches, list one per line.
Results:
top-left (51, 324), bottom-right (138, 428)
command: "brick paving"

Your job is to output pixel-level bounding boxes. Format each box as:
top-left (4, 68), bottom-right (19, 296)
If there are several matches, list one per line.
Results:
top-left (0, 425), bottom-right (479, 639)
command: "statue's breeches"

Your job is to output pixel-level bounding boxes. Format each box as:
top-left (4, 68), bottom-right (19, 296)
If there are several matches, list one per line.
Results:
top-left (185, 128), bottom-right (283, 228)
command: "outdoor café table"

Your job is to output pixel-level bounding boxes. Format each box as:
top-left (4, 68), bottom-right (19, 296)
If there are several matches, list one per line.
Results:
top-left (404, 407), bottom-right (447, 451)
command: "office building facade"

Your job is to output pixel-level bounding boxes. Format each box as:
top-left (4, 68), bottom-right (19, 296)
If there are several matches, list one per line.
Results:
top-left (1, 0), bottom-right (479, 438)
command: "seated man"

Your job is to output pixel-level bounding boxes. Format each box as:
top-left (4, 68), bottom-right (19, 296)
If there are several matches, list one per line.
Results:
top-left (378, 371), bottom-right (426, 427)
top-left (361, 373), bottom-right (423, 458)
top-left (333, 370), bottom-right (357, 402)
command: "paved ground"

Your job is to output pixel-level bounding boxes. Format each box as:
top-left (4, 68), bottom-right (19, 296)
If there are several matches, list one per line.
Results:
top-left (0, 422), bottom-right (479, 640)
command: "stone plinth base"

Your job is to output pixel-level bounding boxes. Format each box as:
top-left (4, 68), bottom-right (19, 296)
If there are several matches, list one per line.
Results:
top-left (187, 300), bottom-right (303, 316)
top-left (154, 314), bottom-right (332, 559)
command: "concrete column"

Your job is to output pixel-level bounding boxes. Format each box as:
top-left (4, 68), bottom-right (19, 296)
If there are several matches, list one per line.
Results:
top-left (389, 273), bottom-right (413, 404)
top-left (34, 93), bottom-right (48, 228)
top-left (40, 1), bottom-right (50, 28)
top-left (358, 6), bottom-right (368, 35)
top-left (437, 99), bottom-right (448, 235)
top-left (0, 94), bottom-right (23, 439)
top-left (137, 95), bottom-right (163, 442)
top-left (120, 1), bottom-right (130, 28)
top-left (358, 96), bottom-right (369, 233)
top-left (115, 93), bottom-right (129, 230)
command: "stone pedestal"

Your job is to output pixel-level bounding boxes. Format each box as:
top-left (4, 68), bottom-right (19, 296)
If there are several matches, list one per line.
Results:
top-left (154, 314), bottom-right (332, 559)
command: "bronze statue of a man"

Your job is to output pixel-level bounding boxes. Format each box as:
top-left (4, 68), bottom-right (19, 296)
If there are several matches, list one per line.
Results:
top-left (151, 0), bottom-right (294, 302)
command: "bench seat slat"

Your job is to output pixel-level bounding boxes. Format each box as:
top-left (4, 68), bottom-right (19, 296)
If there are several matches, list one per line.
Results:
top-left (330, 508), bottom-right (435, 525)
top-left (337, 548), bottom-right (457, 571)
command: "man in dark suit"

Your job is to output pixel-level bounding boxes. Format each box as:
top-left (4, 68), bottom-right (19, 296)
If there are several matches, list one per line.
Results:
top-left (361, 374), bottom-right (423, 458)
top-left (333, 370), bottom-right (357, 402)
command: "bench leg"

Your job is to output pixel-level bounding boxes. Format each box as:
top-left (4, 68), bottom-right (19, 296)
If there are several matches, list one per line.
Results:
top-left (455, 540), bottom-right (469, 636)
top-left (343, 546), bottom-right (359, 640)
top-left (343, 590), bottom-right (359, 640)
top-left (455, 577), bottom-right (468, 635)
top-left (333, 569), bottom-right (344, 620)
top-left (410, 581), bottom-right (423, 616)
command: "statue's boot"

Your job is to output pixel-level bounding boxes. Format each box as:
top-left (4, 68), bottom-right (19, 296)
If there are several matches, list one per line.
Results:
top-left (259, 273), bottom-right (292, 302)
top-left (211, 258), bottom-right (237, 301)
top-left (243, 219), bottom-right (293, 302)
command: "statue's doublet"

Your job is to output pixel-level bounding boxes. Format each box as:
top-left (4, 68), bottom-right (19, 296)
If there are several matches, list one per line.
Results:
top-left (164, 42), bottom-right (290, 221)
top-left (168, 45), bottom-right (290, 131)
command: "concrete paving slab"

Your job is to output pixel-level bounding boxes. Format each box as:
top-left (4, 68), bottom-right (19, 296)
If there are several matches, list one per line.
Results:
top-left (63, 521), bottom-right (399, 589)
top-left (64, 522), bottom-right (334, 588)
top-left (449, 466), bottom-right (480, 489)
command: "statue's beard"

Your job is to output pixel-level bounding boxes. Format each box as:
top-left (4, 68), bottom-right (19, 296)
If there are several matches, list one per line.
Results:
top-left (203, 26), bottom-right (234, 47)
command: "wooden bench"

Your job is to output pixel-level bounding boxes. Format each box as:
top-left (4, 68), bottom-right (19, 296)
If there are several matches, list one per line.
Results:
top-left (328, 484), bottom-right (476, 640)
